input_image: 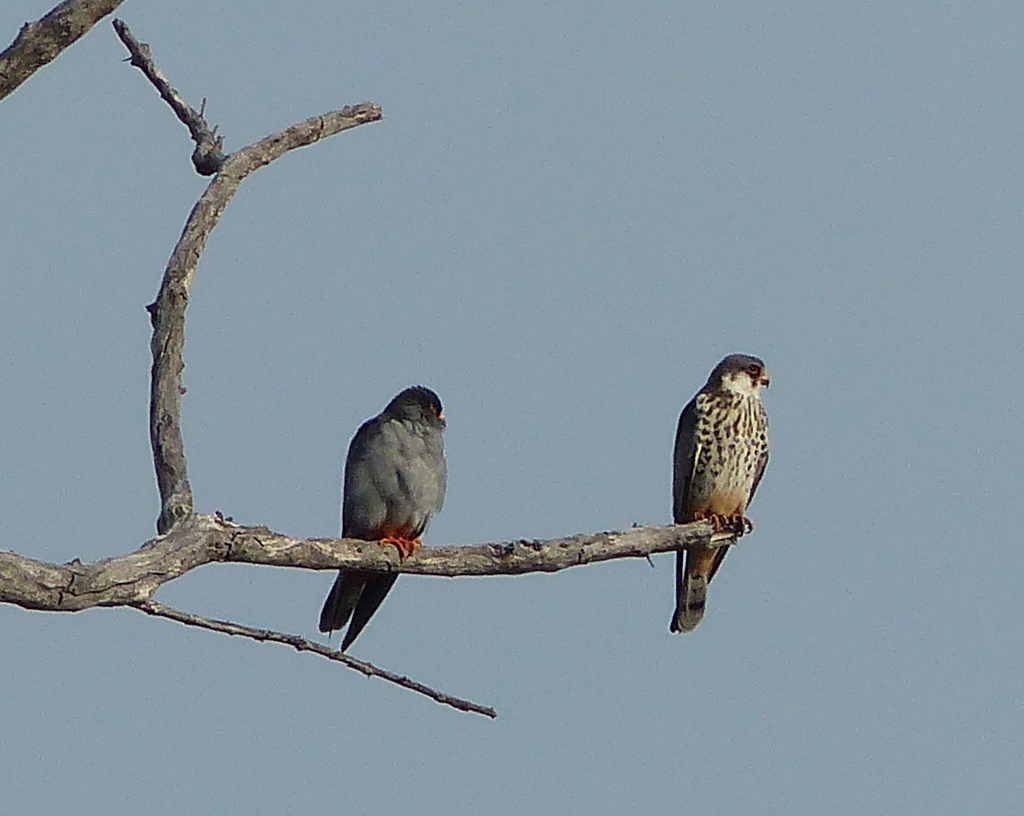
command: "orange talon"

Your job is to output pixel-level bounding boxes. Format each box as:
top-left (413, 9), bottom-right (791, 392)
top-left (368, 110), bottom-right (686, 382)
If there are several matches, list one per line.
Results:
top-left (381, 535), bottom-right (421, 560)
top-left (697, 513), bottom-right (753, 536)
top-left (693, 511), bottom-right (729, 533)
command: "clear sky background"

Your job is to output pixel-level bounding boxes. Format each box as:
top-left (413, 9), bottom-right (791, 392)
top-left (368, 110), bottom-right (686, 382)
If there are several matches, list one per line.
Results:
top-left (2, 1), bottom-right (1022, 813)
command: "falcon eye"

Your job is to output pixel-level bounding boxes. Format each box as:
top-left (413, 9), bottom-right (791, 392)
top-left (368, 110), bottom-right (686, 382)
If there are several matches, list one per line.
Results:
top-left (747, 365), bottom-right (760, 376)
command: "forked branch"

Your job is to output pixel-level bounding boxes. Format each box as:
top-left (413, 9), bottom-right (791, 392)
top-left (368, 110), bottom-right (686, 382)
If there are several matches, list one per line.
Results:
top-left (107, 18), bottom-right (383, 534)
top-left (112, 18), bottom-right (225, 174)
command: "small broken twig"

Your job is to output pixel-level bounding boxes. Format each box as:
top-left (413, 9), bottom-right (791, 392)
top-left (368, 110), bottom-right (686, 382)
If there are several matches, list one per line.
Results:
top-left (112, 18), bottom-right (225, 174)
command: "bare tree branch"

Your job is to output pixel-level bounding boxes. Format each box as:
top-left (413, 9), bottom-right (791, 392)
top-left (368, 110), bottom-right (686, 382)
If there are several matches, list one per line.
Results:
top-left (114, 16), bottom-right (382, 534)
top-left (0, 0), bottom-right (125, 101)
top-left (0, 516), bottom-right (732, 716)
top-left (148, 102), bottom-right (381, 536)
top-left (133, 600), bottom-right (497, 718)
top-left (112, 19), bottom-right (225, 174)
top-left (0, 515), bottom-right (731, 612)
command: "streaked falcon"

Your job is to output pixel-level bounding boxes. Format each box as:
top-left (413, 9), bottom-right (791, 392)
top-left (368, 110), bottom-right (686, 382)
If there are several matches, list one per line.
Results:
top-left (670, 354), bottom-right (770, 633)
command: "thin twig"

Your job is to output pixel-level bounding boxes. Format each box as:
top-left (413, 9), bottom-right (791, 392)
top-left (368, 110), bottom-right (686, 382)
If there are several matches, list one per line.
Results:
top-left (112, 19), bottom-right (225, 174)
top-left (133, 600), bottom-right (497, 718)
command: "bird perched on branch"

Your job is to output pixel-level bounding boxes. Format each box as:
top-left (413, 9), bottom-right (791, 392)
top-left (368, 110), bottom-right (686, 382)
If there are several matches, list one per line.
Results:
top-left (319, 386), bottom-right (447, 651)
top-left (671, 354), bottom-right (770, 633)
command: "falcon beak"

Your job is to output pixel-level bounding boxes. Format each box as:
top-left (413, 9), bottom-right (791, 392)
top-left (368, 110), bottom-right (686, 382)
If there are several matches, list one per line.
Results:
top-left (760, 371), bottom-right (770, 388)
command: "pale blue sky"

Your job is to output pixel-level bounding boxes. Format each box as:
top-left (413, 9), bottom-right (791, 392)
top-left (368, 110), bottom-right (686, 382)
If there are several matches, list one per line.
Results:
top-left (2, 1), bottom-right (1022, 814)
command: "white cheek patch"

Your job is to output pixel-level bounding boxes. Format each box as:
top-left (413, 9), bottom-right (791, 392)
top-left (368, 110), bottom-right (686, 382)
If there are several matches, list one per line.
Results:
top-left (722, 372), bottom-right (761, 397)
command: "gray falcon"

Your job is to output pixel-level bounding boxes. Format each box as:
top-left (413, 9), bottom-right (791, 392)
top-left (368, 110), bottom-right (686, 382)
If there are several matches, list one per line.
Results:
top-left (319, 386), bottom-right (447, 651)
top-left (671, 354), bottom-right (769, 633)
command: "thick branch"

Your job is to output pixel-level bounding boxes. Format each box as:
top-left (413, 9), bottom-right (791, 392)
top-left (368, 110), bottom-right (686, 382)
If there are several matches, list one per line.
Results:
top-left (112, 19), bottom-right (225, 174)
top-left (134, 600), bottom-right (496, 718)
top-left (0, 0), bottom-right (125, 101)
top-left (0, 516), bottom-right (730, 612)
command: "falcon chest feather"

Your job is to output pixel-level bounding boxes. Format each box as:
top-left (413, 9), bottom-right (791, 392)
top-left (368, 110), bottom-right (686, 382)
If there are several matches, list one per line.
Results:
top-left (690, 390), bottom-right (768, 517)
top-left (387, 417), bottom-right (446, 514)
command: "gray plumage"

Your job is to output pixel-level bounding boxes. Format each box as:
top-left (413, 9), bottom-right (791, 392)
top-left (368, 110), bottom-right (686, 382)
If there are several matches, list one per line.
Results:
top-left (319, 386), bottom-right (447, 651)
top-left (671, 354), bottom-right (769, 633)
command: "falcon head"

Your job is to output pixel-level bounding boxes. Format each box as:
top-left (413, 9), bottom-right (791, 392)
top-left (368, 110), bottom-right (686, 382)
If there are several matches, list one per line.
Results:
top-left (708, 354), bottom-right (770, 396)
top-left (385, 385), bottom-right (446, 428)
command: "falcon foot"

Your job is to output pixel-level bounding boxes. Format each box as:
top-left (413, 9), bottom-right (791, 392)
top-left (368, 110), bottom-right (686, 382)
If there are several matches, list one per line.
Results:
top-left (706, 514), bottom-right (754, 536)
top-left (381, 536), bottom-right (421, 559)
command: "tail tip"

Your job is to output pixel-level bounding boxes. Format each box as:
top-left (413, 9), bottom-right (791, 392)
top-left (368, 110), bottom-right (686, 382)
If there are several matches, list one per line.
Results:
top-left (669, 599), bottom-right (706, 634)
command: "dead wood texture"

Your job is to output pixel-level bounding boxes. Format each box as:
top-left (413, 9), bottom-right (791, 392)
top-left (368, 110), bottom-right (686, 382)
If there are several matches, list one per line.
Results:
top-left (146, 99), bottom-right (382, 534)
top-left (0, 514), bottom-right (728, 613)
top-left (0, 0), bottom-right (126, 101)
top-left (112, 18), bottom-right (226, 174)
